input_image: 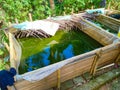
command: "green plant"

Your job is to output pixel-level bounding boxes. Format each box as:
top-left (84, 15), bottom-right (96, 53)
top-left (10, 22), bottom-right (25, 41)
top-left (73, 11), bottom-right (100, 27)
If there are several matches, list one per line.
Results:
top-left (0, 30), bottom-right (9, 70)
top-left (31, 0), bottom-right (51, 20)
top-left (0, 0), bottom-right (119, 24)
top-left (54, 0), bottom-right (102, 15)
top-left (0, 0), bottom-right (51, 23)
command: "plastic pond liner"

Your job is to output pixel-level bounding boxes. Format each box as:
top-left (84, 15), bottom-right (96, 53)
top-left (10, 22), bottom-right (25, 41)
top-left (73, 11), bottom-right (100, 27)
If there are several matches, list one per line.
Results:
top-left (18, 30), bottom-right (102, 74)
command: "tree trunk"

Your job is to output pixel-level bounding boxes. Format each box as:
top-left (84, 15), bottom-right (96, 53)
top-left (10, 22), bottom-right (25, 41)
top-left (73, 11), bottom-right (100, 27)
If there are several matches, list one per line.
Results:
top-left (49, 0), bottom-right (55, 10)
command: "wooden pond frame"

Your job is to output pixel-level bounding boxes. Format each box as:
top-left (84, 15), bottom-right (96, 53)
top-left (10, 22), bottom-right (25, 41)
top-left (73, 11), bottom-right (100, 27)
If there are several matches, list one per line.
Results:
top-left (94, 10), bottom-right (120, 32)
top-left (9, 12), bottom-right (120, 90)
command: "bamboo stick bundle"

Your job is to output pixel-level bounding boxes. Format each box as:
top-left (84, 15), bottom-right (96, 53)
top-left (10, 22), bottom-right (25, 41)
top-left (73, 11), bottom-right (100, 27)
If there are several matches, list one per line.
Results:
top-left (13, 29), bottom-right (51, 38)
top-left (12, 19), bottom-right (76, 38)
top-left (11, 12), bottom-right (90, 38)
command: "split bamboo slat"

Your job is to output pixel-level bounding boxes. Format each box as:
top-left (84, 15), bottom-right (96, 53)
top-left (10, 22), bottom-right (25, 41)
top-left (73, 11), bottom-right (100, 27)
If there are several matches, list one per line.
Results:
top-left (9, 33), bottom-right (22, 73)
top-left (14, 43), bottom-right (120, 90)
top-left (95, 14), bottom-right (120, 32)
top-left (106, 10), bottom-right (120, 16)
top-left (72, 17), bottom-right (119, 46)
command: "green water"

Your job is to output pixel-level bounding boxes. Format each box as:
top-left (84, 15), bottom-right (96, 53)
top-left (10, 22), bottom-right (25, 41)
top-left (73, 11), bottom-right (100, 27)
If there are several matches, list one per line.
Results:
top-left (18, 30), bottom-right (102, 74)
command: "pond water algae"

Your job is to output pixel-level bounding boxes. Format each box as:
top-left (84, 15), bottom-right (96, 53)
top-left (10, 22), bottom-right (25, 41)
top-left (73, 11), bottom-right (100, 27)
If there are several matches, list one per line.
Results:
top-left (18, 30), bottom-right (102, 74)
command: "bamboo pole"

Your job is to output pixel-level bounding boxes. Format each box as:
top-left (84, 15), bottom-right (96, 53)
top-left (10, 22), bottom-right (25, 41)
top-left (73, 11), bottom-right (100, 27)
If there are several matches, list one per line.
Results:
top-left (8, 22), bottom-right (12, 26)
top-left (15, 18), bottom-right (19, 24)
top-left (90, 49), bottom-right (102, 75)
top-left (9, 33), bottom-right (22, 73)
top-left (9, 33), bottom-right (17, 69)
top-left (63, 12), bottom-right (66, 16)
top-left (57, 69), bottom-right (61, 90)
top-left (107, 2), bottom-right (111, 10)
top-left (71, 8), bottom-right (74, 15)
top-left (28, 13), bottom-right (33, 22)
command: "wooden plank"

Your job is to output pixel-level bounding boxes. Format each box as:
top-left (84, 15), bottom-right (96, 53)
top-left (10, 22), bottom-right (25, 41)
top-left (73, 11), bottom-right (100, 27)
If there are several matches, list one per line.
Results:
top-left (106, 10), bottom-right (120, 16)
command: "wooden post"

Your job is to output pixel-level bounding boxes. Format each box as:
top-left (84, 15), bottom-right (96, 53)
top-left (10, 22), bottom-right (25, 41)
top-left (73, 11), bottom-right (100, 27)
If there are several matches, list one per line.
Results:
top-left (90, 49), bottom-right (102, 76)
top-left (9, 32), bottom-right (22, 73)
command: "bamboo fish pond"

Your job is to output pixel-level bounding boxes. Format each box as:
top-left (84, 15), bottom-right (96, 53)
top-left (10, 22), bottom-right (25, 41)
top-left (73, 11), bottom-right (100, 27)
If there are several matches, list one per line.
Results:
top-left (19, 30), bottom-right (102, 74)
top-left (8, 11), bottom-right (120, 90)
